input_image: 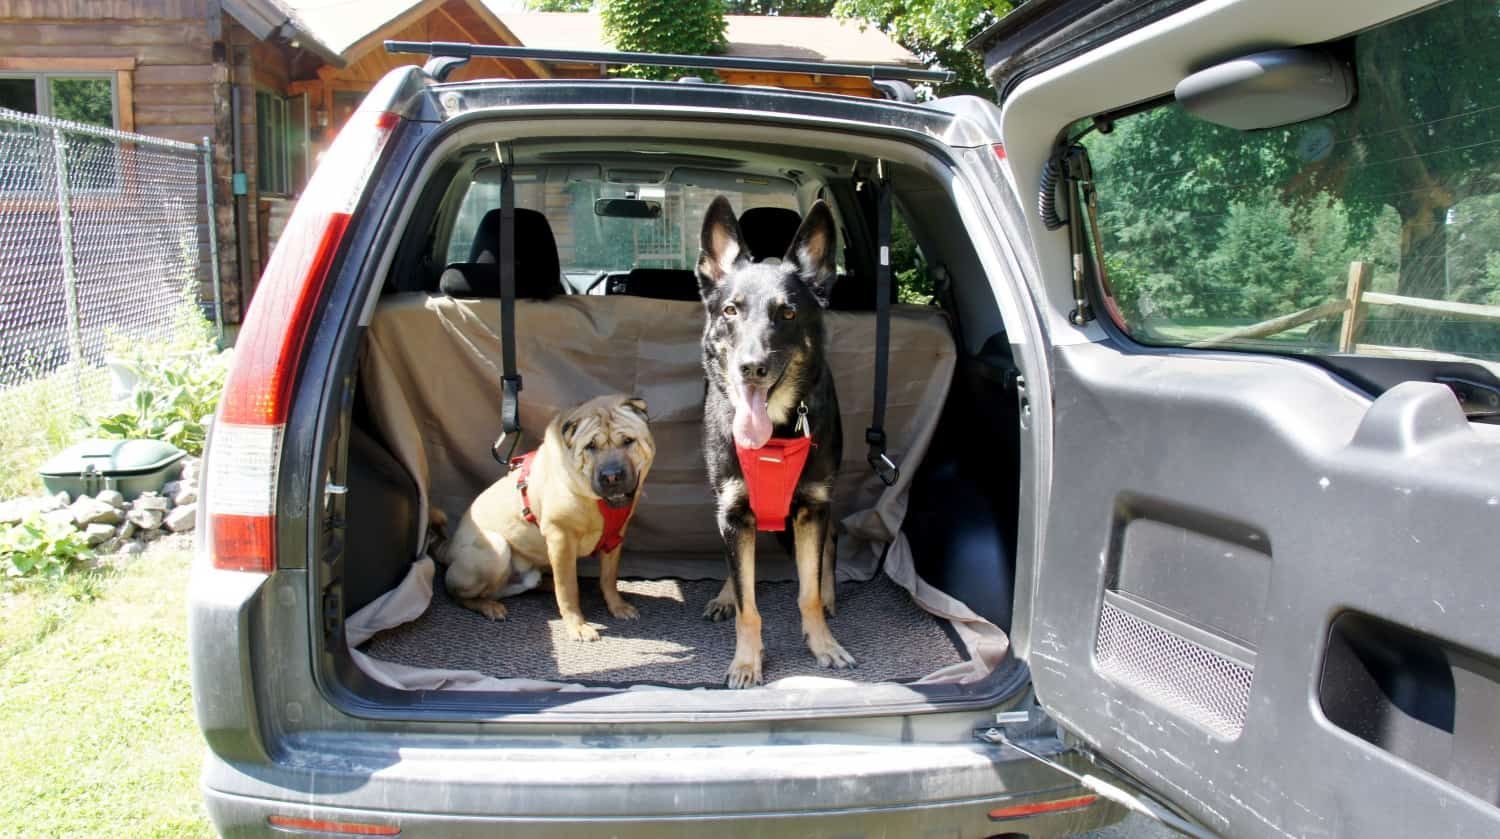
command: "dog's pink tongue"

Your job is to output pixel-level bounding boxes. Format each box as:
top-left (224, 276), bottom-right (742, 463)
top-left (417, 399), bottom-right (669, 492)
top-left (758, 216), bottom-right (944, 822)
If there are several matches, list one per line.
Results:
top-left (733, 385), bottom-right (772, 449)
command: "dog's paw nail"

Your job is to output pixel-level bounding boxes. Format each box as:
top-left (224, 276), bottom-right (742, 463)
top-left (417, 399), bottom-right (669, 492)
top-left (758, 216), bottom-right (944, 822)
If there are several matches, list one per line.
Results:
top-left (813, 642), bottom-right (856, 669)
top-left (477, 603), bottom-right (508, 621)
top-left (725, 661), bottom-right (762, 689)
top-left (609, 602), bottom-right (639, 620)
top-left (565, 623), bottom-right (601, 642)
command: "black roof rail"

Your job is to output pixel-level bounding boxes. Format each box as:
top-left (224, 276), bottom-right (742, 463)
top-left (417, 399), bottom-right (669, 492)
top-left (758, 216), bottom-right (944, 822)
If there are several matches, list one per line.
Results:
top-left (385, 40), bottom-right (953, 85)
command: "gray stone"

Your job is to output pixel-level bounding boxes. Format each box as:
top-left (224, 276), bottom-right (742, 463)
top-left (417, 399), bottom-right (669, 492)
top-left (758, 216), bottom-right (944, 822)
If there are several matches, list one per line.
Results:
top-left (117, 520), bottom-right (137, 540)
top-left (0, 498), bottom-right (30, 525)
top-left (95, 489), bottom-right (125, 509)
top-left (173, 485), bottom-right (197, 506)
top-left (42, 509), bottom-right (76, 528)
top-left (37, 492), bottom-right (70, 514)
top-left (161, 481), bottom-right (181, 500)
top-left (121, 540), bottom-right (147, 555)
top-left (140, 526), bottom-right (162, 543)
top-left (84, 522), bottom-right (116, 546)
top-left (71, 496), bottom-right (123, 527)
top-left (180, 458), bottom-right (200, 483)
top-left (126, 508), bottom-right (165, 531)
top-left (133, 493), bottom-right (171, 513)
top-left (165, 503), bottom-right (197, 533)
top-left (98, 537), bottom-right (123, 555)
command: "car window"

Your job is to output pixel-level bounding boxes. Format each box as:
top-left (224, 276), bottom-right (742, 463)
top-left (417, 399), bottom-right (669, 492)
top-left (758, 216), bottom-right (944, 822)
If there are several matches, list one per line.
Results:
top-left (445, 175), bottom-right (800, 276)
top-left (1085, 0), bottom-right (1500, 368)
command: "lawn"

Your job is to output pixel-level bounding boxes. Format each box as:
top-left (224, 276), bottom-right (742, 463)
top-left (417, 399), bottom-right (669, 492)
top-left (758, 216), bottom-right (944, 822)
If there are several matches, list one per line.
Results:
top-left (0, 550), bottom-right (214, 838)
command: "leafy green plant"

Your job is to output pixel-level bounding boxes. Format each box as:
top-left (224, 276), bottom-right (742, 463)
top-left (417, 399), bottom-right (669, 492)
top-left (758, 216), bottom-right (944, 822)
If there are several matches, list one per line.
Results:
top-left (1, 516), bottom-right (95, 585)
top-left (600, 0), bottom-right (727, 80)
top-left (93, 350), bottom-right (229, 456)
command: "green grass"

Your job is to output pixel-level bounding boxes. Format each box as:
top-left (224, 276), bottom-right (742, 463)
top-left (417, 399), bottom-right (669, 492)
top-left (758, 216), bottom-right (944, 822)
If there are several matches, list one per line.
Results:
top-left (0, 366), bottom-right (101, 499)
top-left (0, 551), bottom-right (214, 838)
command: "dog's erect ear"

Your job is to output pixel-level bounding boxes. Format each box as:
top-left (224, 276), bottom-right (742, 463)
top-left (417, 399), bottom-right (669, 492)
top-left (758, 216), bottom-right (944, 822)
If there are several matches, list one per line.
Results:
top-left (783, 201), bottom-right (838, 306)
top-left (696, 195), bottom-right (749, 299)
top-left (623, 397), bottom-right (649, 421)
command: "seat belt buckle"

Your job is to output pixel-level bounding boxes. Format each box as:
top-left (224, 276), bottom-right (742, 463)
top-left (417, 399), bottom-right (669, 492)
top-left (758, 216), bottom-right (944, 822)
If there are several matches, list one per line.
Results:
top-left (865, 427), bottom-right (899, 486)
top-left (493, 374), bottom-right (524, 466)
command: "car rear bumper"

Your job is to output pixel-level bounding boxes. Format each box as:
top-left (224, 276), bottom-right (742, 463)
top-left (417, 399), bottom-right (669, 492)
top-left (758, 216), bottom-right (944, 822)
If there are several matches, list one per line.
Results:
top-left (201, 738), bottom-right (1124, 838)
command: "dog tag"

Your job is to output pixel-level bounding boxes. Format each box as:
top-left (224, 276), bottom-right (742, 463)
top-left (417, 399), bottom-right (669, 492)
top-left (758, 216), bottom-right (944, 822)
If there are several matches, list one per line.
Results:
top-left (795, 401), bottom-right (810, 437)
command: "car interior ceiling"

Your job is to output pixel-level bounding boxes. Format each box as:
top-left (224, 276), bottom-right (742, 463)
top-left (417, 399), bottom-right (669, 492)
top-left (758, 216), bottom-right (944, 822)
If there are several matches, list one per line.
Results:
top-left (336, 136), bottom-right (1024, 691)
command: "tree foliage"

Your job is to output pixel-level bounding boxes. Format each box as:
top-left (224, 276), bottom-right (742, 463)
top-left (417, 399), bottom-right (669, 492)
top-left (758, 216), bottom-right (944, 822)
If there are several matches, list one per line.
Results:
top-left (600, 0), bottom-right (728, 80)
top-left (525, 0), bottom-right (593, 10)
top-left (832, 0), bottom-right (1011, 95)
top-left (724, 0), bottom-right (835, 14)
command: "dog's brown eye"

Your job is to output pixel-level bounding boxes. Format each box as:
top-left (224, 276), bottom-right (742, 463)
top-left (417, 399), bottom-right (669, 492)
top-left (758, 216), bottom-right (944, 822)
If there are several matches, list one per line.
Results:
top-left (585, 441), bottom-right (598, 452)
top-left (620, 436), bottom-right (634, 446)
top-left (779, 305), bottom-right (796, 320)
top-left (722, 304), bottom-right (738, 317)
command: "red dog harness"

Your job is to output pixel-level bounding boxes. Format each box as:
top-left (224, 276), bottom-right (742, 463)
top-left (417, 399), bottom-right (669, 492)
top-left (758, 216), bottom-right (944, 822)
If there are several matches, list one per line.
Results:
top-left (511, 451), bottom-right (631, 554)
top-left (733, 402), bottom-right (815, 532)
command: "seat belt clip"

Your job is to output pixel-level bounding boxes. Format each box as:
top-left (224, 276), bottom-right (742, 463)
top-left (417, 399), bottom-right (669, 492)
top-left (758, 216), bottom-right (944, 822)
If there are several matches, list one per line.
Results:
top-left (865, 427), bottom-right (899, 486)
top-left (492, 374), bottom-right (524, 466)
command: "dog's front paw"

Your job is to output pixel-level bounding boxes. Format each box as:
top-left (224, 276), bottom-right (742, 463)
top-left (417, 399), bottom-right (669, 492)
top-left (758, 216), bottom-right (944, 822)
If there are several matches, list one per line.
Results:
top-left (806, 633), bottom-right (856, 669)
top-left (475, 600), bottom-right (508, 621)
top-left (562, 619), bottom-right (601, 642)
top-left (725, 653), bottom-right (763, 689)
top-left (605, 596), bottom-right (639, 620)
top-left (703, 594), bottom-right (736, 622)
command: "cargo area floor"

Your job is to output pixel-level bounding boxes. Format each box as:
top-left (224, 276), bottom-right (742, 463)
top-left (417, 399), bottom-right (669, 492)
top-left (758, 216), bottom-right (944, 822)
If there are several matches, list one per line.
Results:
top-left (360, 571), bottom-right (967, 687)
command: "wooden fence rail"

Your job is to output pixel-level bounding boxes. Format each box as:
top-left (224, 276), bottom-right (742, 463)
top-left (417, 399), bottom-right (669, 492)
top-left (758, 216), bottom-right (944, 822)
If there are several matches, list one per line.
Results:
top-left (1186, 260), bottom-right (1500, 351)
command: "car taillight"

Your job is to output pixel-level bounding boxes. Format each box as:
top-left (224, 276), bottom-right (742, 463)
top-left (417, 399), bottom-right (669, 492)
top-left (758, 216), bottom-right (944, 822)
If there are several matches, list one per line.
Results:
top-left (206, 109), bottom-right (399, 573)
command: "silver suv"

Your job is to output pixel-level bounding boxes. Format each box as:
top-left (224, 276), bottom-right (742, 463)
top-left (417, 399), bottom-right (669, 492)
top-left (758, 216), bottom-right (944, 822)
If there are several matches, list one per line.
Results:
top-left (190, 1), bottom-right (1500, 837)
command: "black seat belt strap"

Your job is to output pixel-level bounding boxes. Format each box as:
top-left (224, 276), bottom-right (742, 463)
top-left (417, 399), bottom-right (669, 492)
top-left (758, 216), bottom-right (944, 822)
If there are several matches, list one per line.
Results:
top-left (492, 145), bottom-right (522, 465)
top-left (866, 165), bottom-right (898, 486)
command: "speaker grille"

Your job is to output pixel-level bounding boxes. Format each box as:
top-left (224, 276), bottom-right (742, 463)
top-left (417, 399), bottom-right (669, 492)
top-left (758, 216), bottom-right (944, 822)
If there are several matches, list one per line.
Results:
top-left (1095, 600), bottom-right (1254, 739)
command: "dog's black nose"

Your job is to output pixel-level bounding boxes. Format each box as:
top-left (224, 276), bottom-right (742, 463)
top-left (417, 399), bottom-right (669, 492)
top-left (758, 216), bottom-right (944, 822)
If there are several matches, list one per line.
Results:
top-left (598, 463), bottom-right (626, 487)
top-left (739, 360), bottom-right (770, 380)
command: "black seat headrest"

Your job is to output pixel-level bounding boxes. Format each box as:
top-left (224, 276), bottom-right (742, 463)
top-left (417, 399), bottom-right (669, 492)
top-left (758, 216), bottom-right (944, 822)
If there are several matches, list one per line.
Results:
top-left (739, 207), bottom-right (802, 262)
top-left (439, 208), bottom-right (564, 299)
top-left (613, 268), bottom-right (700, 301)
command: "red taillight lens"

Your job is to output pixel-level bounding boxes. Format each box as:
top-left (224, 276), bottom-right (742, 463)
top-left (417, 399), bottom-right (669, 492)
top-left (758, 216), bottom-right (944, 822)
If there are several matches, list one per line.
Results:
top-left (207, 109), bottom-right (398, 573)
top-left (991, 143), bottom-right (1006, 161)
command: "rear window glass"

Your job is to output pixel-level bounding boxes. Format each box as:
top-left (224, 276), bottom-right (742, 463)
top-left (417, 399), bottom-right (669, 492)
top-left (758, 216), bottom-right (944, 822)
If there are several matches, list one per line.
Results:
top-left (1086, 0), bottom-right (1500, 366)
top-left (446, 175), bottom-right (799, 276)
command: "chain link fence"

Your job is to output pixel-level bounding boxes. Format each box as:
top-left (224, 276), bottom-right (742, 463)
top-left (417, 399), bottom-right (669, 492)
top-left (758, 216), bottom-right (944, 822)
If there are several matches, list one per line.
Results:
top-left (0, 108), bottom-right (219, 430)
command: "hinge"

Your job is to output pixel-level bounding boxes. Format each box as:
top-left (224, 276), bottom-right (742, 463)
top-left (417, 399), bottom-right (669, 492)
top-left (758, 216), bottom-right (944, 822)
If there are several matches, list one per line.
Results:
top-left (975, 720), bottom-right (1220, 839)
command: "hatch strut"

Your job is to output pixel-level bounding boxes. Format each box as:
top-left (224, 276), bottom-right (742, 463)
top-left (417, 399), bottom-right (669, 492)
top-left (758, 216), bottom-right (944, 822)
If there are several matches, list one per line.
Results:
top-left (386, 40), bottom-right (954, 84)
top-left (977, 726), bottom-right (1220, 839)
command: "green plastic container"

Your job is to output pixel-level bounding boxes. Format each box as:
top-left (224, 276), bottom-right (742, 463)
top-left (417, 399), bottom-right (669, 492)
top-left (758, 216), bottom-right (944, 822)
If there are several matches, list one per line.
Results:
top-left (38, 438), bottom-right (185, 501)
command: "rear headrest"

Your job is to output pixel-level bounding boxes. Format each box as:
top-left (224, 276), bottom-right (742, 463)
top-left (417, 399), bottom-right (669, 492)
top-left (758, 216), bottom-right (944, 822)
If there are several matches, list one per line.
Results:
top-left (612, 268), bottom-right (700, 301)
top-left (439, 208), bottom-right (564, 299)
top-left (739, 207), bottom-right (802, 262)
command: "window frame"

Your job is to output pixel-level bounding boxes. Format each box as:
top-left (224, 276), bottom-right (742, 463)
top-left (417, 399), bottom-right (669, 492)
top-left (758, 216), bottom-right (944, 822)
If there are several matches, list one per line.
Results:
top-left (0, 71), bottom-right (118, 129)
top-left (255, 89), bottom-right (293, 197)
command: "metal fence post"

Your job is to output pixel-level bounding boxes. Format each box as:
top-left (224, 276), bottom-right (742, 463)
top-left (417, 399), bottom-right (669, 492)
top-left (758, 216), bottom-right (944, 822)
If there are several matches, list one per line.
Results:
top-left (50, 127), bottom-right (86, 385)
top-left (202, 136), bottom-right (225, 344)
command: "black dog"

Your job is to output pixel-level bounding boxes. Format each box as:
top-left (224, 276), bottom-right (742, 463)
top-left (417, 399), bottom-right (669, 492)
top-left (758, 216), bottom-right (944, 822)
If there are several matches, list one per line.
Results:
top-left (696, 195), bottom-right (854, 688)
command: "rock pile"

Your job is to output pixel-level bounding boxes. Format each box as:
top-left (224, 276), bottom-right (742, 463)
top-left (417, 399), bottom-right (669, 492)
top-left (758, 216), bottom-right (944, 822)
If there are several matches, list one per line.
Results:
top-left (0, 457), bottom-right (201, 555)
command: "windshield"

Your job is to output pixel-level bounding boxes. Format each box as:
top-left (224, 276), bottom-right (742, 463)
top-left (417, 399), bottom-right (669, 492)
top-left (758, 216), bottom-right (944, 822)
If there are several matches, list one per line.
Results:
top-left (446, 174), bottom-right (800, 279)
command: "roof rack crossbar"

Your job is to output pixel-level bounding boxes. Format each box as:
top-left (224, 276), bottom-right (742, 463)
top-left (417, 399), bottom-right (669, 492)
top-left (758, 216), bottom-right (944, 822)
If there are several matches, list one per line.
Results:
top-left (385, 40), bottom-right (954, 84)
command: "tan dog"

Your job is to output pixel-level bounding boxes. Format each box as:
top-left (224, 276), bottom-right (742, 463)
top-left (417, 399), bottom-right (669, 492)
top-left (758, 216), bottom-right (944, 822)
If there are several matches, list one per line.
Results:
top-left (438, 395), bottom-right (655, 641)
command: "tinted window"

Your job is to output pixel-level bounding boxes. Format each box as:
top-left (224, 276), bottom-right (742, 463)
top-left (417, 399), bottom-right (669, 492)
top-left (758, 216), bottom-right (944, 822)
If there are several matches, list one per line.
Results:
top-left (1088, 0), bottom-right (1500, 365)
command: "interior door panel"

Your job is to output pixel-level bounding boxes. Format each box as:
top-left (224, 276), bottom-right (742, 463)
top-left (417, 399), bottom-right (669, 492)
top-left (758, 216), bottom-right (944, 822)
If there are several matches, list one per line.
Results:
top-left (1033, 339), bottom-right (1500, 838)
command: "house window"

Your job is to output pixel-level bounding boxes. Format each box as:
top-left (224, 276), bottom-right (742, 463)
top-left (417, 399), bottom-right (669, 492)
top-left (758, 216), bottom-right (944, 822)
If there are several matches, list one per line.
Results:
top-left (0, 74), bottom-right (116, 128)
top-left (256, 91), bottom-right (291, 196)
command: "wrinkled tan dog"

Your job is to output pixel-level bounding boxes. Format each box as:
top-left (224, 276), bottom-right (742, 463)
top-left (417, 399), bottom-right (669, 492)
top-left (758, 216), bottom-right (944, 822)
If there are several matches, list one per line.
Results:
top-left (438, 394), bottom-right (655, 641)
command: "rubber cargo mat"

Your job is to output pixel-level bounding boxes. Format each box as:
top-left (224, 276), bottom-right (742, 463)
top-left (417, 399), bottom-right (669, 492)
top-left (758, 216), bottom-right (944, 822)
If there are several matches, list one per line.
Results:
top-left (360, 571), bottom-right (967, 688)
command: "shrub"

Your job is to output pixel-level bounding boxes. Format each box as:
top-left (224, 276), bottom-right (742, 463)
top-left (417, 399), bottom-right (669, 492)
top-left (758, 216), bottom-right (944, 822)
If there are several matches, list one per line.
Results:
top-left (1, 516), bottom-right (94, 585)
top-left (93, 349), bottom-right (229, 456)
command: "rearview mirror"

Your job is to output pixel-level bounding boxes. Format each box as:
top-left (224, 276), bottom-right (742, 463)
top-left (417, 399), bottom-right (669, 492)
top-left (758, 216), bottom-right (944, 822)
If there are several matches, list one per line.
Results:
top-left (594, 198), bottom-right (663, 219)
top-left (1176, 48), bottom-right (1355, 130)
